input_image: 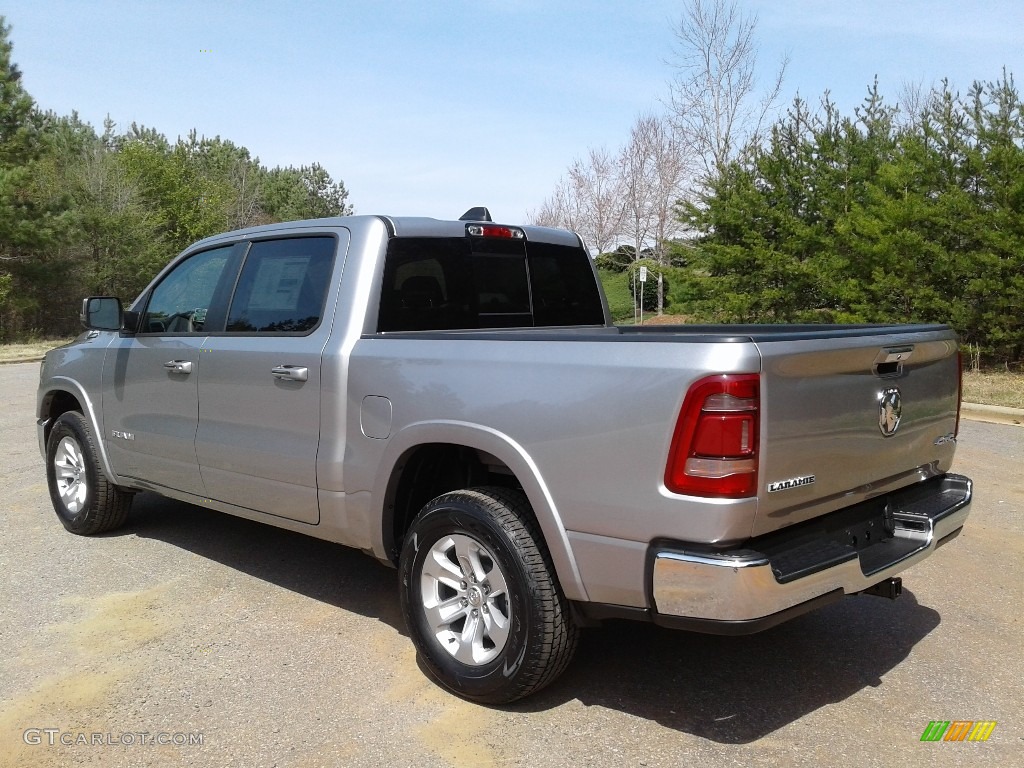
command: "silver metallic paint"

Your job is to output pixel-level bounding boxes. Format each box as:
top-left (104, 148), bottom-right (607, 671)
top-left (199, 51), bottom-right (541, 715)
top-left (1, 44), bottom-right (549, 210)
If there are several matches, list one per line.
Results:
top-left (37, 214), bottom-right (969, 619)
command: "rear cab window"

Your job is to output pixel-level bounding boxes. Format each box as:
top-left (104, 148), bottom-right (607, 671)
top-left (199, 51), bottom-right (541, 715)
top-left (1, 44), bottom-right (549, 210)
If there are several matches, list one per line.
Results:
top-left (377, 229), bottom-right (605, 332)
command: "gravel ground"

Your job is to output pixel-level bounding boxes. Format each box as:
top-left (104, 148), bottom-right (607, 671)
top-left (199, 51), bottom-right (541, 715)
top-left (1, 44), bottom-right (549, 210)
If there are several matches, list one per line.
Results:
top-left (1, 362), bottom-right (1021, 767)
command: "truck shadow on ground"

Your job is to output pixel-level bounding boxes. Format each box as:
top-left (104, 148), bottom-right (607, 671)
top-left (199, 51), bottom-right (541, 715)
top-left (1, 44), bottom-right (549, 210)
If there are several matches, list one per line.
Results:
top-left (124, 493), bottom-right (941, 744)
top-left (526, 592), bottom-right (940, 742)
top-left (124, 492), bottom-right (407, 634)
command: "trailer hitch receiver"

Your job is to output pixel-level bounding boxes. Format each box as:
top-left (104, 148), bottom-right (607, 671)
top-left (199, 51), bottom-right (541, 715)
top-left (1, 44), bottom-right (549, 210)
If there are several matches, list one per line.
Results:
top-left (861, 577), bottom-right (903, 600)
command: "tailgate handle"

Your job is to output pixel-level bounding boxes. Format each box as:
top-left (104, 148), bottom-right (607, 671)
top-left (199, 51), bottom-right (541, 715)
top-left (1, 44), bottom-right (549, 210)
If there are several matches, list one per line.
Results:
top-left (874, 346), bottom-right (913, 378)
top-left (272, 365), bottom-right (308, 382)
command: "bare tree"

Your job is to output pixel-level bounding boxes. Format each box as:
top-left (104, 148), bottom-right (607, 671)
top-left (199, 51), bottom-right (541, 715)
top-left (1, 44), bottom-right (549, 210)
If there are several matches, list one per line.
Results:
top-left (228, 156), bottom-right (264, 229)
top-left (619, 114), bottom-right (659, 269)
top-left (530, 172), bottom-right (584, 233)
top-left (895, 79), bottom-right (939, 131)
top-left (528, 194), bottom-right (562, 229)
top-left (619, 114), bottom-right (691, 314)
top-left (648, 118), bottom-right (691, 313)
top-left (667, 0), bottom-right (788, 179)
top-left (567, 147), bottom-right (625, 255)
top-left (531, 148), bottom-right (624, 255)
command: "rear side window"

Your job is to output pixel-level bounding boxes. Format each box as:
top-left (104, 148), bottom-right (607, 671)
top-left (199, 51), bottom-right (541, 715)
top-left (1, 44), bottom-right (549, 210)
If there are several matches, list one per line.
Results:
top-left (377, 236), bottom-right (604, 332)
top-left (226, 237), bottom-right (336, 333)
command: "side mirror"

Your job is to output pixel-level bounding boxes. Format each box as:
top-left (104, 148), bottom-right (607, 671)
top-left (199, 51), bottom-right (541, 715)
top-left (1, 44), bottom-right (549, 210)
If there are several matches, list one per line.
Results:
top-left (81, 296), bottom-right (124, 331)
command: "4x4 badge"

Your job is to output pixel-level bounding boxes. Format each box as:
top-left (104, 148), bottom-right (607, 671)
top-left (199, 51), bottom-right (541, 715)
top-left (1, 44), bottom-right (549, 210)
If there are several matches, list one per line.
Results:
top-left (879, 387), bottom-right (902, 437)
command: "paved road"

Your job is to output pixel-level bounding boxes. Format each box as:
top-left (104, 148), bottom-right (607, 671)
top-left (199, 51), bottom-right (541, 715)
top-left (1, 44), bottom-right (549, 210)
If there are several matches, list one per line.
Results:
top-left (1, 361), bottom-right (1021, 767)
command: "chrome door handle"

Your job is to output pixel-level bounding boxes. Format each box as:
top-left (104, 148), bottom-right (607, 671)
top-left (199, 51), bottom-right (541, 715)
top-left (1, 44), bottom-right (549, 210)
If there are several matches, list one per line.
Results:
top-left (271, 365), bottom-right (308, 382)
top-left (163, 360), bottom-right (193, 374)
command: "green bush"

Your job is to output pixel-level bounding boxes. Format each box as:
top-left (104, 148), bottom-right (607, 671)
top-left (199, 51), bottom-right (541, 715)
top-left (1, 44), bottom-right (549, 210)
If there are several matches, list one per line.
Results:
top-left (593, 246), bottom-right (635, 273)
top-left (597, 269), bottom-right (635, 322)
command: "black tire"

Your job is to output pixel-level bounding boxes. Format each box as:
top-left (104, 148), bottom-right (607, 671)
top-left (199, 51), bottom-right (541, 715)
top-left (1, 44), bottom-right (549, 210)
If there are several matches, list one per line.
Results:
top-left (399, 486), bottom-right (579, 704)
top-left (45, 411), bottom-right (133, 535)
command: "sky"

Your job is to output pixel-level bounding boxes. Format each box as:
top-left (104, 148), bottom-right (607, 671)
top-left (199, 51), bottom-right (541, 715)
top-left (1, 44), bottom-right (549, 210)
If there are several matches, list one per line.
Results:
top-left (5, 1), bottom-right (1023, 223)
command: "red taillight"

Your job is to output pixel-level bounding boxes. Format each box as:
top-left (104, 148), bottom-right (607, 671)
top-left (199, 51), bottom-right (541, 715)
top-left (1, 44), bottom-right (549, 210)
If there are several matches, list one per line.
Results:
top-left (665, 374), bottom-right (760, 498)
top-left (466, 224), bottom-right (525, 239)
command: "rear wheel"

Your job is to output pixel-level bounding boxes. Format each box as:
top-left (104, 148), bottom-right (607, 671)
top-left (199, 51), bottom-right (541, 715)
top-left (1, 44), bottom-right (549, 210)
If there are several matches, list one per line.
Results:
top-left (46, 411), bottom-right (133, 535)
top-left (399, 487), bottom-right (578, 704)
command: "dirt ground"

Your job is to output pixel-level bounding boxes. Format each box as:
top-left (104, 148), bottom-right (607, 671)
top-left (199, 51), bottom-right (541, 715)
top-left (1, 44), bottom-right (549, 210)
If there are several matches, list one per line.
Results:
top-left (1, 361), bottom-right (1021, 767)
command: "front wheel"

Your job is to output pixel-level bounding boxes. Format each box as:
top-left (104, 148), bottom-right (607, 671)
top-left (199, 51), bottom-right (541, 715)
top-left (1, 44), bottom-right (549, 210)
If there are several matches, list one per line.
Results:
top-left (46, 411), bottom-right (133, 535)
top-left (399, 487), bottom-right (578, 704)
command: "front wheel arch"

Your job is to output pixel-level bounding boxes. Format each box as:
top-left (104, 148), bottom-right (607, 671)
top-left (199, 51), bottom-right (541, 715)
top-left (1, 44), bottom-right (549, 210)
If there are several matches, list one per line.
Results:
top-left (45, 411), bottom-right (133, 535)
top-left (39, 389), bottom-right (83, 445)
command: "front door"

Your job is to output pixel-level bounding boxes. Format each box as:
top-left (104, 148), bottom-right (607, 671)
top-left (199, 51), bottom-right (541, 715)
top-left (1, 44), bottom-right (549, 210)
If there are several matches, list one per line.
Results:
top-left (102, 245), bottom-right (239, 496)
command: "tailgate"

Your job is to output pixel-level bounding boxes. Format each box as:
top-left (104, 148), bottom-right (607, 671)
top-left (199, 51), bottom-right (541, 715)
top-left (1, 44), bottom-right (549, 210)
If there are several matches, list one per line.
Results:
top-left (753, 328), bottom-right (960, 536)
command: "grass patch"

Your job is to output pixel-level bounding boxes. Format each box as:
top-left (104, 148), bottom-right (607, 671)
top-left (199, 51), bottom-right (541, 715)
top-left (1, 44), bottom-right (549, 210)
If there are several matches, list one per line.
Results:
top-left (962, 369), bottom-right (1024, 409)
top-left (0, 338), bottom-right (75, 363)
top-left (599, 265), bottom-right (698, 324)
top-left (597, 269), bottom-right (635, 323)
top-left (598, 269), bottom-right (690, 324)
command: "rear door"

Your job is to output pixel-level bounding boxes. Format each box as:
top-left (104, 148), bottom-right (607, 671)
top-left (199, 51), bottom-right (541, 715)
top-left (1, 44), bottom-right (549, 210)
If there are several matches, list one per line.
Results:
top-left (194, 233), bottom-right (347, 524)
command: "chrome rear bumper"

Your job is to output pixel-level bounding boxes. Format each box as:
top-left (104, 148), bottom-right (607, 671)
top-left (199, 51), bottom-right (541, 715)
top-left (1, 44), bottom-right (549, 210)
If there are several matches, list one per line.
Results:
top-left (651, 474), bottom-right (971, 630)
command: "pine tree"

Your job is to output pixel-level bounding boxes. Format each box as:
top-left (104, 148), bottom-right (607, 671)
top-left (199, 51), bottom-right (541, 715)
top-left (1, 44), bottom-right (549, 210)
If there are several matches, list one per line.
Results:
top-left (0, 17), bottom-right (66, 338)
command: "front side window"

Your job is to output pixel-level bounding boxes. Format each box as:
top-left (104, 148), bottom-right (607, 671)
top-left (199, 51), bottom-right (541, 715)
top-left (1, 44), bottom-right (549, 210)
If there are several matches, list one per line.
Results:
top-left (143, 246), bottom-right (235, 333)
top-left (226, 237), bottom-right (336, 333)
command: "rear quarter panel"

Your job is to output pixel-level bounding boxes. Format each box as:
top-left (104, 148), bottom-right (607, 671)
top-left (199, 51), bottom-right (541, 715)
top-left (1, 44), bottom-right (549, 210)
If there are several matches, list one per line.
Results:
top-left (344, 334), bottom-right (764, 549)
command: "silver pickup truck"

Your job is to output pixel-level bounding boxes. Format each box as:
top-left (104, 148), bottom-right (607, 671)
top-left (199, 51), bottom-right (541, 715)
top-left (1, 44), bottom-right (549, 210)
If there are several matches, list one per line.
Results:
top-left (37, 210), bottom-right (972, 703)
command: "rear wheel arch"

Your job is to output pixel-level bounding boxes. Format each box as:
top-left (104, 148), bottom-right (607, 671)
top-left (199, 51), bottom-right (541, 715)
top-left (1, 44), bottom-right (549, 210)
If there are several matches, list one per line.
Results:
top-left (376, 426), bottom-right (588, 602)
top-left (384, 442), bottom-right (517, 562)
